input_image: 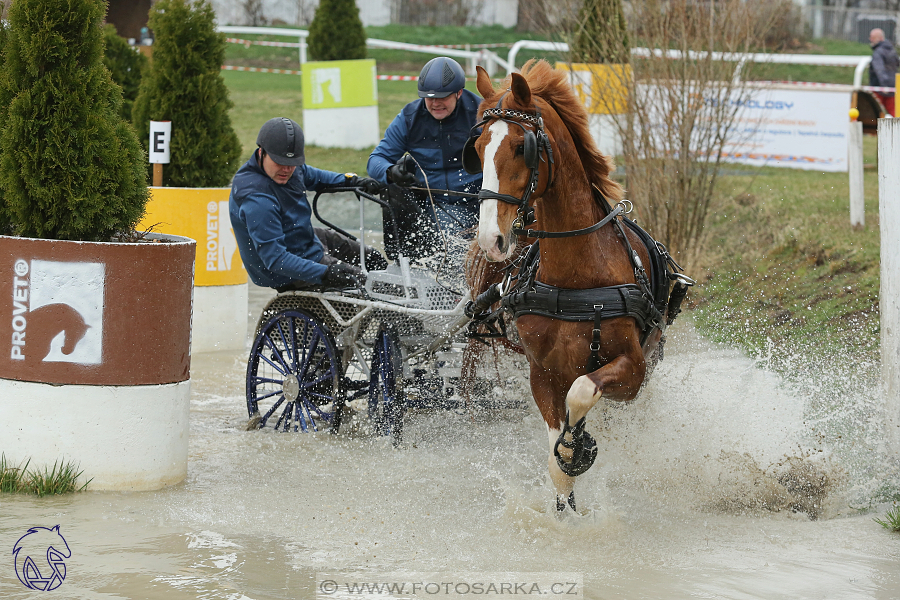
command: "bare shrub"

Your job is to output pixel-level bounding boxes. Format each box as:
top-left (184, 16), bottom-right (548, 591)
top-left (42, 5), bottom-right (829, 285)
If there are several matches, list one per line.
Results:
top-left (242, 0), bottom-right (268, 26)
top-left (546, 0), bottom-right (780, 268)
top-left (393, 0), bottom-right (485, 27)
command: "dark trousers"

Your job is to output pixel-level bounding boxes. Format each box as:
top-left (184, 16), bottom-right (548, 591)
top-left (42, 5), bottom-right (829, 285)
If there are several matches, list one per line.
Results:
top-left (276, 228), bottom-right (382, 292)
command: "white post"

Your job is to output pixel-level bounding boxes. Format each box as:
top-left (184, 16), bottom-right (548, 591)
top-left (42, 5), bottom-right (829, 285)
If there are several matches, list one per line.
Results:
top-left (879, 118), bottom-right (900, 450)
top-left (849, 119), bottom-right (864, 228)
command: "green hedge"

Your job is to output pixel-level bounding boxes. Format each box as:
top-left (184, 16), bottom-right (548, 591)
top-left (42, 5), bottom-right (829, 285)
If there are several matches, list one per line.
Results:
top-left (103, 24), bottom-right (148, 121)
top-left (0, 0), bottom-right (148, 241)
top-left (307, 0), bottom-right (367, 61)
top-left (132, 0), bottom-right (240, 187)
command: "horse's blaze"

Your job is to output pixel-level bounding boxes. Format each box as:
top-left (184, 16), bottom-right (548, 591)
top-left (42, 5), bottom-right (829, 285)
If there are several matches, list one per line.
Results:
top-left (477, 120), bottom-right (515, 262)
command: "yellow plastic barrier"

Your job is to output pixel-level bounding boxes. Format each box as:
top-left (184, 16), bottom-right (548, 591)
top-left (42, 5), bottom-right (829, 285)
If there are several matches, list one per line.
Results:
top-left (555, 63), bottom-right (631, 115)
top-left (140, 187), bottom-right (246, 286)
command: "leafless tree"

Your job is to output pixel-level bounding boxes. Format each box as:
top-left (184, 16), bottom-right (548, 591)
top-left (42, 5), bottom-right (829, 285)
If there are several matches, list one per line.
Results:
top-left (549, 0), bottom-right (789, 267)
top-left (242, 0), bottom-right (268, 26)
top-left (295, 0), bottom-right (317, 26)
top-left (393, 0), bottom-right (485, 27)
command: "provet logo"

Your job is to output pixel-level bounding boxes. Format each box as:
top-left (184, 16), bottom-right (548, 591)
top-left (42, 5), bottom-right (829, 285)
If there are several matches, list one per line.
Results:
top-left (13, 525), bottom-right (71, 591)
top-left (206, 200), bottom-right (238, 272)
top-left (9, 259), bottom-right (104, 364)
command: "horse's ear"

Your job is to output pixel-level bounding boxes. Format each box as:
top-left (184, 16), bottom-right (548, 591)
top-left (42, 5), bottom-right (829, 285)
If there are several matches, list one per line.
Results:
top-left (476, 66), bottom-right (495, 99)
top-left (510, 72), bottom-right (532, 107)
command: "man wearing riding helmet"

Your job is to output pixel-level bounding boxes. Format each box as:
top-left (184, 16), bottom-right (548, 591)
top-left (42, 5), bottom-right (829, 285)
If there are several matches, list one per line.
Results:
top-left (367, 56), bottom-right (482, 259)
top-left (230, 117), bottom-right (387, 291)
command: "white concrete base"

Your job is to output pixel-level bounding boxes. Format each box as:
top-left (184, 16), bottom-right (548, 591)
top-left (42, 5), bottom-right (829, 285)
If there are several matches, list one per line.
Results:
top-left (303, 106), bottom-right (380, 149)
top-left (0, 379), bottom-right (190, 491)
top-left (589, 114), bottom-right (623, 157)
top-left (192, 283), bottom-right (249, 352)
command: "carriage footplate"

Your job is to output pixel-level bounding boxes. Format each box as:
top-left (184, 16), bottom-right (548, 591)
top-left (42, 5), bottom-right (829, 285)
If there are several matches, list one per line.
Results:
top-left (553, 411), bottom-right (598, 477)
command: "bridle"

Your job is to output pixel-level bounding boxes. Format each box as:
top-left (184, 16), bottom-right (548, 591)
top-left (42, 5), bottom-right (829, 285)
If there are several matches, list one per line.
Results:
top-left (463, 97), bottom-right (622, 239)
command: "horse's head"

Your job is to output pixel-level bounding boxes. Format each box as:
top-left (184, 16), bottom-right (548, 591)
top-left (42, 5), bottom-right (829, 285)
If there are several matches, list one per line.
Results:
top-left (468, 66), bottom-right (555, 262)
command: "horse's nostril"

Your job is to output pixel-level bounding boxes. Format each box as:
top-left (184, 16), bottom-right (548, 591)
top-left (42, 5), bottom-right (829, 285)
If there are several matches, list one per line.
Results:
top-left (496, 236), bottom-right (505, 252)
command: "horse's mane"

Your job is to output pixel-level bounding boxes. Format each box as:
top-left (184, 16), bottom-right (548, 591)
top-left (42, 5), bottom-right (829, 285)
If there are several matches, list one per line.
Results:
top-left (513, 59), bottom-right (623, 202)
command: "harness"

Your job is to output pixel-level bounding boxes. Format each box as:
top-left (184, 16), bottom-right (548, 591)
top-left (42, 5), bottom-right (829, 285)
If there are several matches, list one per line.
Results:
top-left (464, 99), bottom-right (693, 370)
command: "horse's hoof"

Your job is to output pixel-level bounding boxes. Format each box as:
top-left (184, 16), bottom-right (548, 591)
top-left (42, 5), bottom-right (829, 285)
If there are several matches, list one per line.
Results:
top-left (245, 413), bottom-right (262, 431)
top-left (555, 492), bottom-right (577, 513)
top-left (554, 427), bottom-right (598, 477)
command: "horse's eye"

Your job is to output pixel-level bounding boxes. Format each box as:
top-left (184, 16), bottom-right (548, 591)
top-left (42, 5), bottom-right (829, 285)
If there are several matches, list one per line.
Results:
top-left (515, 144), bottom-right (525, 157)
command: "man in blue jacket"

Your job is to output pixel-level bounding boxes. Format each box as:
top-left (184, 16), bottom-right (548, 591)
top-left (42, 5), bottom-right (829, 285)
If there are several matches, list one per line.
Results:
top-left (367, 57), bottom-right (482, 260)
top-left (230, 117), bottom-right (385, 292)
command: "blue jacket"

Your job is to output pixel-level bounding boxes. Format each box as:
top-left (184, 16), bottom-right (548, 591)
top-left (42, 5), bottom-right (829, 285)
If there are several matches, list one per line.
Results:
top-left (871, 40), bottom-right (899, 95)
top-left (229, 152), bottom-right (346, 288)
top-left (367, 89), bottom-right (483, 227)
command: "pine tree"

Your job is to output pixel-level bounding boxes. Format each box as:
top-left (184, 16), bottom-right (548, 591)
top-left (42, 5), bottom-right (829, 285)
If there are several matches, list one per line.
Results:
top-left (571, 0), bottom-right (630, 64)
top-left (0, 0), bottom-right (149, 241)
top-left (103, 24), bottom-right (148, 121)
top-left (0, 9), bottom-right (11, 235)
top-left (132, 0), bottom-right (240, 187)
top-left (307, 0), bottom-right (367, 61)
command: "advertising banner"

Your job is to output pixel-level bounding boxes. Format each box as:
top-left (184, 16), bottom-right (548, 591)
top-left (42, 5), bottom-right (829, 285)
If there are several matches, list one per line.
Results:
top-left (301, 59), bottom-right (378, 109)
top-left (140, 187), bottom-right (245, 287)
top-left (720, 87), bottom-right (850, 172)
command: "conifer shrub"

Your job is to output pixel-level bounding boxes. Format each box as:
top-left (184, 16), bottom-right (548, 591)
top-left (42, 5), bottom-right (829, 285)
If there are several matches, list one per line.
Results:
top-left (307, 0), bottom-right (367, 61)
top-left (570, 0), bottom-right (630, 64)
top-left (132, 0), bottom-right (240, 187)
top-left (0, 0), bottom-right (149, 241)
top-left (103, 24), bottom-right (148, 121)
top-left (0, 11), bottom-right (10, 235)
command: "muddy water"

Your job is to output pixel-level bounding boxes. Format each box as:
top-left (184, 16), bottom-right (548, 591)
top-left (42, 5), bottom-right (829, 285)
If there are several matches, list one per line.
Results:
top-left (4, 261), bottom-right (900, 598)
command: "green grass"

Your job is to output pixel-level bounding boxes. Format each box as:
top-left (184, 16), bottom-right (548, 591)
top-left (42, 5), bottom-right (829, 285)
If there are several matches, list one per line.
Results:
top-left (874, 505), bottom-right (900, 531)
top-left (222, 25), bottom-right (553, 73)
top-left (692, 132), bottom-right (882, 379)
top-left (0, 454), bottom-right (90, 496)
top-left (222, 71), bottom-right (481, 175)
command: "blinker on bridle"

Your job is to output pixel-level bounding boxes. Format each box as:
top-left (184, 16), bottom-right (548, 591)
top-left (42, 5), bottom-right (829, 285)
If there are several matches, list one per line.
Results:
top-left (462, 94), bottom-right (556, 233)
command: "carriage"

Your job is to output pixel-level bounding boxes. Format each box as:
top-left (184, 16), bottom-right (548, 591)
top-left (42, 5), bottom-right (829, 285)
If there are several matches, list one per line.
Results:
top-left (242, 186), bottom-right (524, 446)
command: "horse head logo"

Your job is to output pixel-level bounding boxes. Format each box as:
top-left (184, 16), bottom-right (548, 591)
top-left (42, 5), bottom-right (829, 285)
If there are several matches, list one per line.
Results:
top-left (13, 525), bottom-right (71, 591)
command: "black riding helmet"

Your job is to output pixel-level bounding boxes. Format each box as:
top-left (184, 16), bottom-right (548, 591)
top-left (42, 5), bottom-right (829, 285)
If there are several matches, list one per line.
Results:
top-left (256, 117), bottom-right (305, 166)
top-left (418, 57), bottom-right (465, 98)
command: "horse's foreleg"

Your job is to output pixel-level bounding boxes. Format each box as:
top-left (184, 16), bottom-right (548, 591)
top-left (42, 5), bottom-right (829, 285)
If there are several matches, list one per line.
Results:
top-left (529, 364), bottom-right (576, 509)
top-left (566, 353), bottom-right (642, 424)
top-left (554, 354), bottom-right (641, 480)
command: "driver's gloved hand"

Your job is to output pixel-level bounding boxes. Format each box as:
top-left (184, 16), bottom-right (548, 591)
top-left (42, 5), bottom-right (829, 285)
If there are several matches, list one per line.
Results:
top-left (384, 183), bottom-right (422, 223)
top-left (341, 174), bottom-right (382, 195)
top-left (355, 177), bottom-right (383, 195)
top-left (386, 155), bottom-right (417, 187)
top-left (365, 249), bottom-right (389, 271)
top-left (322, 262), bottom-right (365, 288)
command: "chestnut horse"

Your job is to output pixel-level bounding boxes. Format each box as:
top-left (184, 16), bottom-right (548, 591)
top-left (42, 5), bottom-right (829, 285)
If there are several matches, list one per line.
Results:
top-left (465, 60), bottom-right (679, 512)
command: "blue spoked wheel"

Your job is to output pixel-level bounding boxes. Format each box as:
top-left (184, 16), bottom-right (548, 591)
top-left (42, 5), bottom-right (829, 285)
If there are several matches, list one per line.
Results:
top-left (368, 325), bottom-right (405, 446)
top-left (246, 309), bottom-right (344, 433)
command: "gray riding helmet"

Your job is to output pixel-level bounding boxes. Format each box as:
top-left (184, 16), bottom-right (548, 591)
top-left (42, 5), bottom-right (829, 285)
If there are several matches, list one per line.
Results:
top-left (256, 117), bottom-right (305, 166)
top-left (418, 57), bottom-right (465, 98)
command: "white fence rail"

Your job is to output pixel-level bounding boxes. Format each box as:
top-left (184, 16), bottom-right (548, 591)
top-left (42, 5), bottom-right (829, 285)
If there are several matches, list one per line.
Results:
top-left (506, 40), bottom-right (875, 88)
top-left (216, 26), bottom-right (510, 75)
top-left (218, 27), bottom-right (878, 90)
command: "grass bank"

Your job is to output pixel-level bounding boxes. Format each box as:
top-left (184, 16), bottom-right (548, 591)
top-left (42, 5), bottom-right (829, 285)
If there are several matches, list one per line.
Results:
top-left (691, 133), bottom-right (881, 379)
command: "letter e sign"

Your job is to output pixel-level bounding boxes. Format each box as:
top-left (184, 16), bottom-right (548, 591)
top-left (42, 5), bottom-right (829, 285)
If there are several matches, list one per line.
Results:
top-left (149, 121), bottom-right (172, 164)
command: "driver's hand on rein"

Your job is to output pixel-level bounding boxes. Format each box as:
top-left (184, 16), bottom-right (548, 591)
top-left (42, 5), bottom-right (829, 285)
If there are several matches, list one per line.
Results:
top-left (343, 173), bottom-right (383, 195)
top-left (323, 262), bottom-right (365, 288)
top-left (386, 155), bottom-right (416, 187)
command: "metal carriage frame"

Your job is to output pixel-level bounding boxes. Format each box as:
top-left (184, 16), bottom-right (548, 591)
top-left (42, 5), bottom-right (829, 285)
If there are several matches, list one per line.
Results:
top-left (243, 188), bottom-right (523, 445)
